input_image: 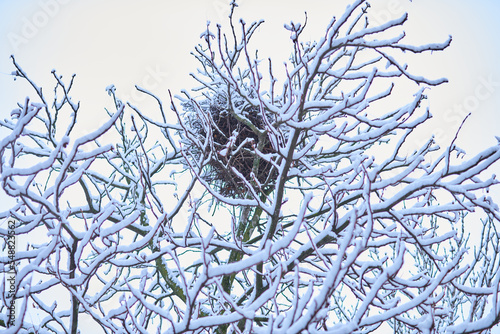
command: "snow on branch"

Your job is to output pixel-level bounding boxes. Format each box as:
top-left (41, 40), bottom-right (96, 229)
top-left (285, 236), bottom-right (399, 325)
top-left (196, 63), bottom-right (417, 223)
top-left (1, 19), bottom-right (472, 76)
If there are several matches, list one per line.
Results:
top-left (1, 1), bottom-right (500, 333)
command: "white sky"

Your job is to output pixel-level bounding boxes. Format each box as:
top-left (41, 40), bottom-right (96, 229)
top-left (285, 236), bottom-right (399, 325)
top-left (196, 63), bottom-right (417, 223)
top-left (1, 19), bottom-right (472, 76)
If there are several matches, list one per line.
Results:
top-left (1, 0), bottom-right (500, 332)
top-left (2, 0), bottom-right (500, 233)
top-left (0, 0), bottom-right (500, 144)
top-left (0, 0), bottom-right (499, 150)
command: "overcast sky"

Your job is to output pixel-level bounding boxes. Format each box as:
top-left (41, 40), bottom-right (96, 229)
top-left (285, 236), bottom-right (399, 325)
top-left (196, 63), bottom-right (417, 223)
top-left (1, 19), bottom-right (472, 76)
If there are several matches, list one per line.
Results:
top-left (1, 0), bottom-right (499, 150)
top-left (1, 0), bottom-right (500, 210)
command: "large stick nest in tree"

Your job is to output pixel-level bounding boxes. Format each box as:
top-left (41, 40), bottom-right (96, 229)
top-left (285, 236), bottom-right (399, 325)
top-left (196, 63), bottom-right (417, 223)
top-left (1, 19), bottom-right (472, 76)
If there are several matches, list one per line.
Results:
top-left (184, 94), bottom-right (278, 198)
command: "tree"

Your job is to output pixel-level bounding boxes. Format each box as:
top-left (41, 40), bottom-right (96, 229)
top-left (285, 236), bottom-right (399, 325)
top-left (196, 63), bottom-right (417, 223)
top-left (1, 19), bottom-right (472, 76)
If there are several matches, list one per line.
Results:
top-left (2, 0), bottom-right (500, 333)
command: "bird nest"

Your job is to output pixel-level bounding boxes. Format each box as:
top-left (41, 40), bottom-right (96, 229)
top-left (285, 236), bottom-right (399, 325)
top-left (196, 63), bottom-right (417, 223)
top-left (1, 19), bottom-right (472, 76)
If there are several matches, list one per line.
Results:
top-left (184, 95), bottom-right (277, 198)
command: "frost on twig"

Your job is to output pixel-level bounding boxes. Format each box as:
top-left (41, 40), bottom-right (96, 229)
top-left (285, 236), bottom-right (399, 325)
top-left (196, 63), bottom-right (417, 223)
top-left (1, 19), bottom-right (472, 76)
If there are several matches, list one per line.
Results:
top-left (1, 1), bottom-right (500, 333)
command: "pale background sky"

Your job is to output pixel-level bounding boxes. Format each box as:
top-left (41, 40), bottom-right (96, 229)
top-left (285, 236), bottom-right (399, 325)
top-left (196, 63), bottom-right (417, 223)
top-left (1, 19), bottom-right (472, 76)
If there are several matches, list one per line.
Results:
top-left (1, 0), bottom-right (499, 148)
top-left (1, 0), bottom-right (500, 332)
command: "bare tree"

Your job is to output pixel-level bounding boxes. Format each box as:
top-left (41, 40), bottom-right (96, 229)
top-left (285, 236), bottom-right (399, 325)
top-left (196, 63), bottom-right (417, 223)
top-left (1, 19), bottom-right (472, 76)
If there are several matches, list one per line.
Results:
top-left (2, 1), bottom-right (500, 333)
